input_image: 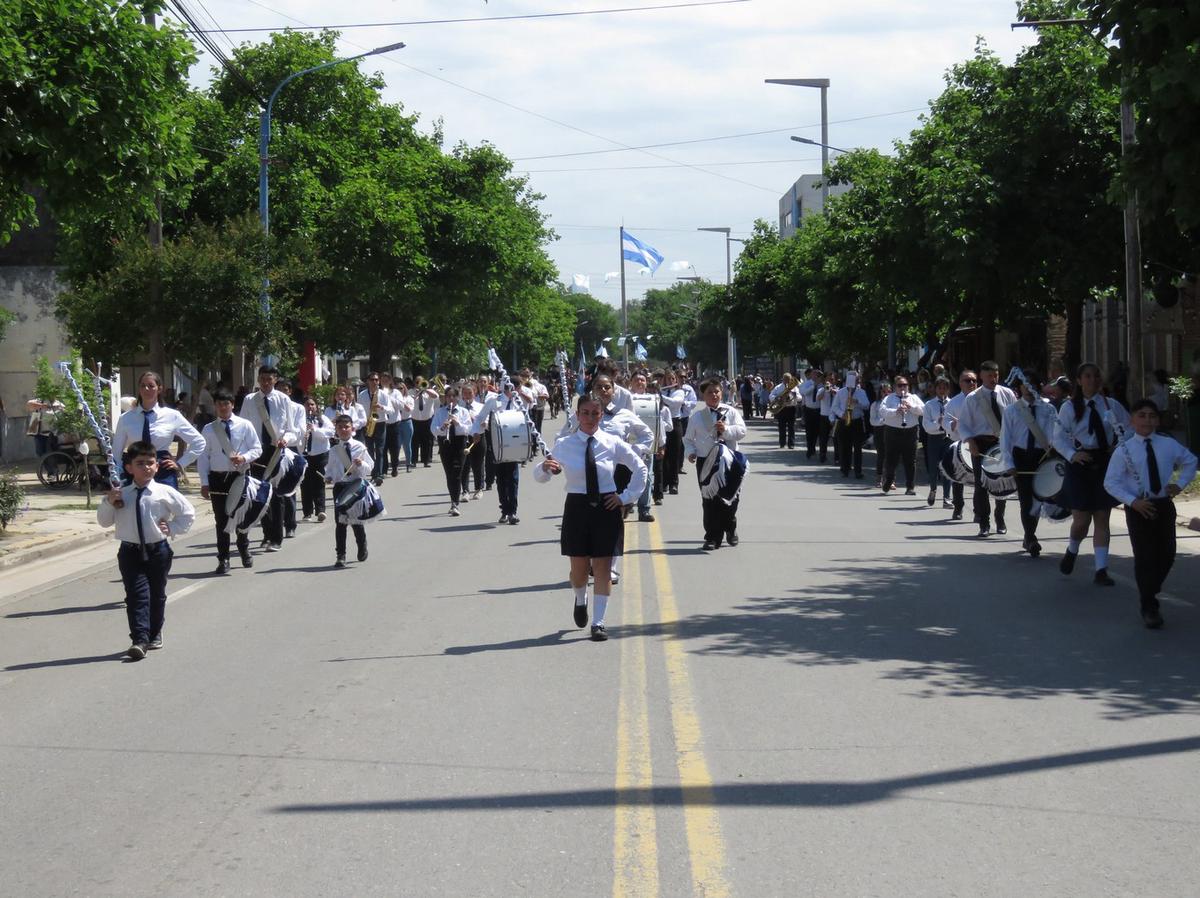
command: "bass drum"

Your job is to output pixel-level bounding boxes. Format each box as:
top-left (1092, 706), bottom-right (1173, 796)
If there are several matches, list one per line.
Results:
top-left (631, 394), bottom-right (663, 455)
top-left (979, 446), bottom-right (1017, 498)
top-left (939, 439), bottom-right (974, 485)
top-left (489, 410), bottom-right (535, 464)
top-left (1032, 456), bottom-right (1067, 501)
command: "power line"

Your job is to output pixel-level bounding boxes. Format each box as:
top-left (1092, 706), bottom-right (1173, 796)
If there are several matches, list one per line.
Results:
top-left (205, 0), bottom-right (782, 194)
top-left (166, 0), bottom-right (263, 103)
top-left (185, 0), bottom-right (751, 33)
top-left (511, 108), bottom-right (925, 161)
top-left (519, 157), bottom-right (820, 173)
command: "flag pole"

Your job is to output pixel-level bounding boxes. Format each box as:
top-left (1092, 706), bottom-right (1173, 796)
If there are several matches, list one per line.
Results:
top-left (619, 225), bottom-right (628, 369)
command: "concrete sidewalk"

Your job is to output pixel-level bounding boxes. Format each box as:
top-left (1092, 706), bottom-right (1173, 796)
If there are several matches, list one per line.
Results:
top-left (0, 459), bottom-right (212, 570)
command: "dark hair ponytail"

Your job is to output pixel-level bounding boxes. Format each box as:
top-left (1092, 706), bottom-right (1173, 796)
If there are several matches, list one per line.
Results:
top-left (1070, 362), bottom-right (1101, 419)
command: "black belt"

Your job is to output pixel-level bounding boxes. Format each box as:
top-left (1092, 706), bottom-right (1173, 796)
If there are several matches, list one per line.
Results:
top-left (120, 540), bottom-right (169, 551)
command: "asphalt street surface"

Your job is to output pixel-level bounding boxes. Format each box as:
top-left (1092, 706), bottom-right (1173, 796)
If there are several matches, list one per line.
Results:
top-left (2, 419), bottom-right (1199, 897)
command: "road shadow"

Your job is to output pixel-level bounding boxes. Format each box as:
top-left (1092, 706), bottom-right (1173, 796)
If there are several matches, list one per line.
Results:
top-left (422, 524), bottom-right (495, 534)
top-left (480, 581), bottom-right (570, 595)
top-left (5, 652), bottom-right (129, 671)
top-left (6, 601), bottom-right (124, 619)
top-left (271, 734), bottom-right (1200, 814)
top-left (629, 551), bottom-right (1200, 721)
top-left (441, 629), bottom-right (584, 655)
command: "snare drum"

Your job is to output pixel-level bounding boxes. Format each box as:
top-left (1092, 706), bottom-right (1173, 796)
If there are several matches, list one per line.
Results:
top-left (631, 394), bottom-right (663, 455)
top-left (939, 439), bottom-right (974, 485)
top-left (1032, 456), bottom-right (1067, 502)
top-left (979, 447), bottom-right (1017, 498)
top-left (488, 410), bottom-right (535, 464)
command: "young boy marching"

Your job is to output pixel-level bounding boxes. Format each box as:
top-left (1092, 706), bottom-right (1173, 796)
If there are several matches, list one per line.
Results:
top-left (98, 441), bottom-right (196, 660)
top-left (325, 414), bottom-right (373, 568)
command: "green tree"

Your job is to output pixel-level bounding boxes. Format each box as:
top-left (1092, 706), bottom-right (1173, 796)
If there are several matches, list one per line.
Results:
top-left (0, 1), bottom-right (197, 244)
top-left (571, 293), bottom-right (621, 356)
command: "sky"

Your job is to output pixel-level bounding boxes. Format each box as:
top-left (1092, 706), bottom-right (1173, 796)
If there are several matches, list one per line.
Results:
top-left (187, 0), bottom-right (1038, 312)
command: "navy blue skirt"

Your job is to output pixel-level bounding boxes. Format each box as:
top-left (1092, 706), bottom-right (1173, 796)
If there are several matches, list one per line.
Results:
top-left (560, 493), bottom-right (623, 558)
top-left (1059, 453), bottom-right (1118, 512)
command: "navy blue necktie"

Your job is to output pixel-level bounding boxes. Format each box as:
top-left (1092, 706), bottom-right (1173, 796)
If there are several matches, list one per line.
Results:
top-left (585, 436), bottom-right (599, 504)
top-left (1146, 438), bottom-right (1162, 495)
top-left (1088, 399), bottom-right (1109, 454)
top-left (135, 487), bottom-right (148, 560)
top-left (142, 409), bottom-right (153, 444)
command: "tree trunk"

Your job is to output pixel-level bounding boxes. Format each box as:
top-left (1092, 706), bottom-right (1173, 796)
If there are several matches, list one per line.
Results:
top-left (1064, 296), bottom-right (1083, 373)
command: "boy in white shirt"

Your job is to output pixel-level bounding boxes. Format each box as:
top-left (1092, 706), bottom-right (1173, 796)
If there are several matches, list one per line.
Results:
top-left (325, 414), bottom-right (373, 569)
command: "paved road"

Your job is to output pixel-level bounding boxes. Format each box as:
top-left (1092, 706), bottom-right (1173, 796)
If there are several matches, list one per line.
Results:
top-left (2, 419), bottom-right (1199, 897)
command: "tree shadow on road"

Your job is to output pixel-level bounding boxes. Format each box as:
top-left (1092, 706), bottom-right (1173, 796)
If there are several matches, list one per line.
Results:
top-left (633, 551), bottom-right (1200, 721)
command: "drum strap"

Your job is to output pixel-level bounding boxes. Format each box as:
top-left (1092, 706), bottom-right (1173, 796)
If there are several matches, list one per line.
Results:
top-left (977, 389), bottom-right (1002, 435)
top-left (255, 393), bottom-right (278, 445)
top-left (211, 416), bottom-right (238, 464)
top-left (1017, 402), bottom-right (1050, 452)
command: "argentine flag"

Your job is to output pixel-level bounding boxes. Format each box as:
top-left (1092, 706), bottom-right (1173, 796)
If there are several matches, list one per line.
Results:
top-left (635, 340), bottom-right (648, 362)
top-left (676, 343), bottom-right (687, 360)
top-left (622, 230), bottom-right (664, 274)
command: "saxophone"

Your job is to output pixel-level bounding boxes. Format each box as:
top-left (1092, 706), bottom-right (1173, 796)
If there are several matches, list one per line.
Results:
top-left (366, 390), bottom-right (380, 438)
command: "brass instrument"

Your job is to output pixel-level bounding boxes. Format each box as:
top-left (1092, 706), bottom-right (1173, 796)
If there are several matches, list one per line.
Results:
top-left (366, 390), bottom-right (380, 438)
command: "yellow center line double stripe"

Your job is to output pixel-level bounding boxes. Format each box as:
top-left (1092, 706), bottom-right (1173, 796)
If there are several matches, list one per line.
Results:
top-left (612, 523), bottom-right (731, 898)
top-left (613, 525), bottom-right (660, 897)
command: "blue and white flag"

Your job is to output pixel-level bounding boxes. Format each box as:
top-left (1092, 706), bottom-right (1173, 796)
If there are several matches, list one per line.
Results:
top-left (571, 273), bottom-right (590, 294)
top-left (635, 341), bottom-right (648, 362)
top-left (596, 343), bottom-right (608, 359)
top-left (676, 343), bottom-right (687, 360)
top-left (622, 230), bottom-right (664, 274)
top-left (616, 335), bottom-right (627, 348)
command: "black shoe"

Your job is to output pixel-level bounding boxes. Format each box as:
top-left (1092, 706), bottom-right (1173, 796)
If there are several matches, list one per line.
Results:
top-left (978, 525), bottom-right (991, 537)
top-left (285, 528), bottom-right (296, 539)
top-left (951, 510), bottom-right (963, 521)
top-left (638, 512), bottom-right (655, 522)
top-left (574, 600), bottom-right (588, 628)
top-left (905, 488), bottom-right (916, 496)
top-left (653, 496), bottom-right (663, 505)
top-left (357, 545), bottom-right (368, 563)
top-left (590, 624), bottom-right (608, 642)
top-left (726, 532), bottom-right (739, 547)
top-left (1028, 540), bottom-right (1041, 558)
top-left (508, 515), bottom-right (520, 525)
top-left (148, 633), bottom-right (163, 651)
top-left (668, 486), bottom-right (678, 495)
top-left (1060, 550), bottom-right (1077, 575)
top-left (1141, 607), bottom-right (1164, 629)
top-left (125, 643), bottom-right (147, 661)
top-left (1094, 569), bottom-right (1115, 586)
top-left (334, 556), bottom-right (346, 569)
top-left (214, 558), bottom-right (230, 575)
top-left (239, 552), bottom-right (253, 569)
top-left (927, 492), bottom-right (935, 506)
top-left (702, 540), bottom-right (716, 551)
top-left (391, 469), bottom-right (398, 477)
top-left (373, 477), bottom-right (384, 487)
top-left (995, 520), bottom-right (1007, 535)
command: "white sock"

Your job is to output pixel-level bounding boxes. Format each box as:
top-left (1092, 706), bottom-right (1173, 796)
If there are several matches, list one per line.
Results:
top-left (1067, 539), bottom-right (1081, 554)
top-left (1095, 547), bottom-right (1109, 570)
top-left (593, 592), bottom-right (609, 626)
top-left (574, 584), bottom-right (588, 606)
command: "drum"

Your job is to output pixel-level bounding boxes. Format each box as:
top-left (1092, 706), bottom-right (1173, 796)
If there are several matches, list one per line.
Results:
top-left (265, 447), bottom-right (307, 497)
top-left (939, 439), bottom-right (974, 485)
top-left (488, 410), bottom-right (535, 464)
top-left (224, 473), bottom-right (273, 535)
top-left (979, 447), bottom-right (1017, 498)
top-left (631, 394), bottom-right (663, 455)
top-left (1032, 456), bottom-right (1067, 502)
top-left (333, 479), bottom-right (384, 525)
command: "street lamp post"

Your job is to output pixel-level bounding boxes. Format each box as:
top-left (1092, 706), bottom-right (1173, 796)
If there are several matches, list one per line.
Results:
top-left (258, 42), bottom-right (405, 332)
top-left (767, 78), bottom-right (831, 209)
top-left (698, 227), bottom-right (744, 377)
top-left (789, 135), bottom-right (848, 155)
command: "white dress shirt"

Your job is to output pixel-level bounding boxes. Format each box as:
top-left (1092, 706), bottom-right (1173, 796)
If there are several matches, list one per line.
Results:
top-left (411, 389), bottom-right (439, 421)
top-left (831, 386), bottom-right (871, 421)
top-left (922, 395), bottom-right (952, 436)
top-left (869, 399), bottom-right (887, 428)
top-left (881, 392), bottom-right (925, 429)
top-left (240, 389), bottom-right (298, 447)
top-left (112, 404), bottom-right (206, 467)
top-left (197, 414), bottom-right (263, 485)
top-left (684, 402), bottom-right (747, 457)
top-left (358, 388), bottom-right (390, 429)
top-left (998, 397), bottom-right (1058, 471)
top-left (326, 402), bottom-right (367, 432)
top-left (393, 390), bottom-right (414, 421)
top-left (660, 386), bottom-right (687, 417)
top-left (608, 383), bottom-right (635, 413)
top-left (325, 438), bottom-right (374, 483)
top-left (944, 392), bottom-right (969, 441)
top-left (769, 383), bottom-right (801, 408)
top-left (533, 427), bottom-right (647, 505)
top-left (1053, 394), bottom-right (1132, 459)
top-left (679, 383), bottom-right (698, 418)
top-left (433, 404), bottom-right (474, 438)
top-left (97, 480), bottom-right (195, 543)
top-left (1104, 432), bottom-right (1197, 505)
top-left (956, 384), bottom-right (1018, 441)
top-left (381, 388), bottom-right (402, 424)
top-left (301, 412), bottom-right (335, 456)
top-left (798, 378), bottom-right (822, 410)
top-left (817, 385), bottom-right (837, 418)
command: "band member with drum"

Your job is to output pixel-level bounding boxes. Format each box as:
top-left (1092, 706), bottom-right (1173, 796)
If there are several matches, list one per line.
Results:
top-left (998, 371), bottom-right (1056, 557)
top-left (274, 378), bottom-right (307, 539)
top-left (410, 377), bottom-right (439, 468)
top-left (944, 371), bottom-right (976, 519)
top-left (433, 385), bottom-right (473, 516)
top-left (830, 373), bottom-right (870, 478)
top-left (239, 365), bottom-right (299, 553)
top-left (956, 361), bottom-right (1016, 537)
top-left (534, 394), bottom-right (647, 642)
top-left (473, 380), bottom-right (526, 524)
top-left (880, 375), bottom-right (925, 494)
top-left (685, 378), bottom-right (748, 550)
top-left (630, 372), bottom-right (671, 521)
top-left (768, 373), bottom-right (800, 449)
top-left (300, 396), bottom-right (334, 524)
top-left (922, 377), bottom-right (953, 507)
top-left (1103, 400), bottom-right (1197, 628)
top-left (357, 373), bottom-right (389, 486)
top-left (112, 370), bottom-right (207, 490)
top-left (197, 389), bottom-right (262, 573)
top-left (325, 414), bottom-right (372, 569)
top-left (1052, 362), bottom-right (1131, 585)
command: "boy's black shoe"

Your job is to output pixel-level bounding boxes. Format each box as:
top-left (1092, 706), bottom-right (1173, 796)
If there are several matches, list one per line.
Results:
top-left (334, 556), bottom-right (346, 569)
top-left (214, 558), bottom-right (230, 575)
top-left (1060, 550), bottom-right (1077, 575)
top-left (357, 545), bottom-right (368, 563)
top-left (148, 633), bottom-right (163, 650)
top-left (126, 643), bottom-right (147, 661)
top-left (1141, 607), bottom-right (1164, 629)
